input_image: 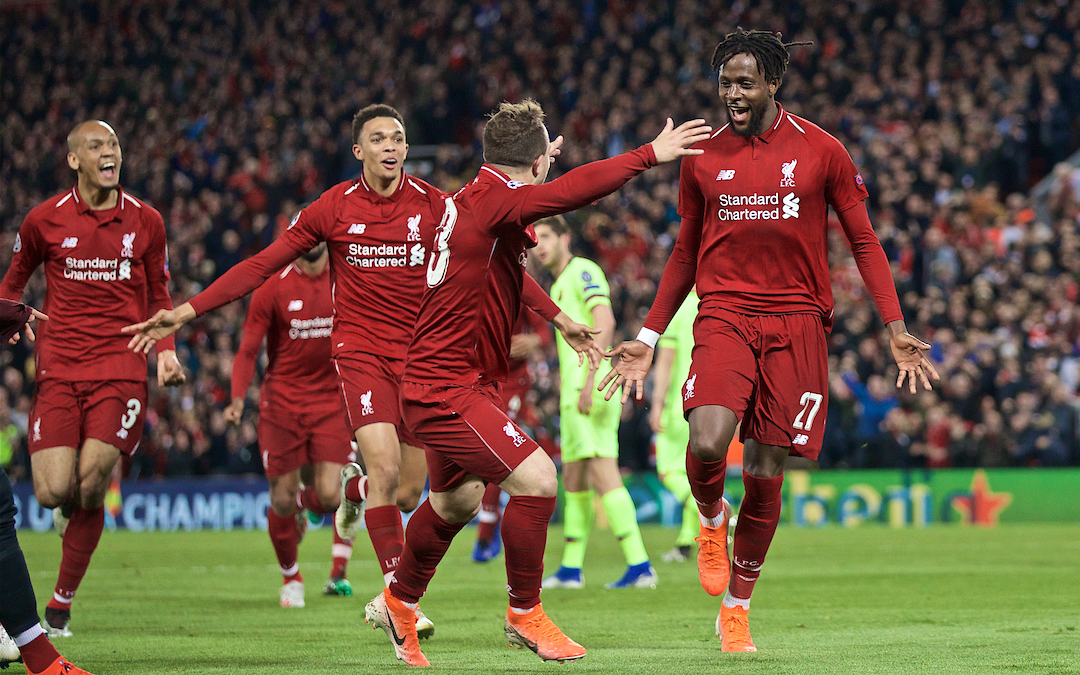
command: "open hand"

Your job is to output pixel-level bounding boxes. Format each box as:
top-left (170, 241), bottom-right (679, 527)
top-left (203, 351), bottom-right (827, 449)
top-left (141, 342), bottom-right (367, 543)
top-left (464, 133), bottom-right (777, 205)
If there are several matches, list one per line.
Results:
top-left (157, 349), bottom-right (186, 387)
top-left (890, 331), bottom-right (940, 394)
top-left (598, 340), bottom-right (654, 403)
top-left (650, 118), bottom-right (713, 163)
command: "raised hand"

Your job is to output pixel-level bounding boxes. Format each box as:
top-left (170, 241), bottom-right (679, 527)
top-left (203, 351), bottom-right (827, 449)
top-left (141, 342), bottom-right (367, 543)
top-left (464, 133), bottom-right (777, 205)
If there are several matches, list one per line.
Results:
top-left (547, 134), bottom-right (564, 164)
top-left (598, 340), bottom-right (655, 403)
top-left (650, 118), bottom-right (713, 163)
top-left (890, 330), bottom-right (940, 394)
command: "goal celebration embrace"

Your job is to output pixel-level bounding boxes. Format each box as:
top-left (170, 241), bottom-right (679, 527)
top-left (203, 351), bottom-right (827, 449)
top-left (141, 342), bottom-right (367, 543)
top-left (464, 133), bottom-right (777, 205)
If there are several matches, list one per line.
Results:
top-left (7, 3), bottom-right (1078, 674)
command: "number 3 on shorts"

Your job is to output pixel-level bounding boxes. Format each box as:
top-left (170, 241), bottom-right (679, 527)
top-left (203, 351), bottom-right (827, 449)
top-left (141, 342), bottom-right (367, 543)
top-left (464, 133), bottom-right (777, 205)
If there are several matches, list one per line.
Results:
top-left (121, 398), bottom-right (142, 430)
top-left (792, 392), bottom-right (822, 431)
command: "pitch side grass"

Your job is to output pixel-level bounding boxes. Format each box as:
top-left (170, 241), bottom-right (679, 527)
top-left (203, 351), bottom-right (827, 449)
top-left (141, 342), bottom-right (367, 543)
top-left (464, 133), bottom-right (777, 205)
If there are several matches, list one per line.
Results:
top-left (16, 523), bottom-right (1079, 674)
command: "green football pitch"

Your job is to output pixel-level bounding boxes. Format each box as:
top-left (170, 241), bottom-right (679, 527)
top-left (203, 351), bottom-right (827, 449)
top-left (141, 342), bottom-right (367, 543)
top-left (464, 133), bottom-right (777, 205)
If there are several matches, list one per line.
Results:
top-left (15, 523), bottom-right (1080, 674)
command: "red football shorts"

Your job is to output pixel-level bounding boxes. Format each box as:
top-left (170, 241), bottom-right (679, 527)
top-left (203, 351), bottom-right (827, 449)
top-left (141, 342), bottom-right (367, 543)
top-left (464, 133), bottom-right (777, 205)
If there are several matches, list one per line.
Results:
top-left (258, 404), bottom-right (355, 478)
top-left (333, 353), bottom-right (421, 448)
top-left (400, 381), bottom-right (540, 493)
top-left (684, 309), bottom-right (829, 459)
top-left (29, 379), bottom-right (148, 456)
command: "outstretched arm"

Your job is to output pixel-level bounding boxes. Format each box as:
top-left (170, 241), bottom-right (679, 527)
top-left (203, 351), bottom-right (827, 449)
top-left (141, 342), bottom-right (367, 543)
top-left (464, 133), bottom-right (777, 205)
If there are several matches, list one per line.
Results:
top-left (123, 237), bottom-right (302, 353)
top-left (516, 118), bottom-right (712, 224)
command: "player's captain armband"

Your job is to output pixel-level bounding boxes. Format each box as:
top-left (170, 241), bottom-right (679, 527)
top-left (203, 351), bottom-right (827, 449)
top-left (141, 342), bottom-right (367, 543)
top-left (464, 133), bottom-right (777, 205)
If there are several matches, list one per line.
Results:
top-left (635, 327), bottom-right (661, 349)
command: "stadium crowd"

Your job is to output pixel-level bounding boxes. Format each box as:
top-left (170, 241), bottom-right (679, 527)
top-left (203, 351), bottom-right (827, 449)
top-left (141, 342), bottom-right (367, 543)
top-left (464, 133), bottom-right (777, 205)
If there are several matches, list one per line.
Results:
top-left (2, 0), bottom-right (1079, 480)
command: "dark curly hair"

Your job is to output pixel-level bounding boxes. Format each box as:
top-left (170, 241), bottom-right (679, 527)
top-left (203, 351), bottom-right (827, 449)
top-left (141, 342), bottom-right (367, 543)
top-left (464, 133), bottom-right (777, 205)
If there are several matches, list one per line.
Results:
top-left (710, 27), bottom-right (812, 83)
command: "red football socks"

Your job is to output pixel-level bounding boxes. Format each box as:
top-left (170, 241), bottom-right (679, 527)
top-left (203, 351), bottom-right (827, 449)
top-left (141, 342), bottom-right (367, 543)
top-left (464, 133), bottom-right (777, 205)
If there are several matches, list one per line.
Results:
top-left (388, 499), bottom-right (466, 605)
top-left (47, 505), bottom-right (104, 612)
top-left (729, 471), bottom-right (784, 599)
top-left (501, 495), bottom-right (555, 609)
top-left (686, 450), bottom-right (727, 519)
top-left (18, 632), bottom-right (61, 674)
top-left (267, 510), bottom-right (302, 583)
top-left (344, 474), bottom-right (367, 504)
top-left (297, 486), bottom-right (330, 515)
top-left (364, 505), bottom-right (404, 580)
top-left (476, 483), bottom-right (502, 543)
top-left (330, 528), bottom-right (353, 579)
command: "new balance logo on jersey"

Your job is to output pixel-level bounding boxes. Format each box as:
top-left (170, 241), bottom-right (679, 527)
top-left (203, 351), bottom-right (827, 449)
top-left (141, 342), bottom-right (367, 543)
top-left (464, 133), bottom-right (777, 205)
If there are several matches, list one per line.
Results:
top-left (61, 237), bottom-right (79, 248)
top-left (360, 390), bottom-right (374, 416)
top-left (504, 421), bottom-right (527, 447)
top-left (684, 374), bottom-right (697, 401)
top-left (287, 300), bottom-right (303, 311)
top-left (780, 159), bottom-right (797, 187)
top-left (782, 193), bottom-right (800, 219)
top-left (793, 434), bottom-right (809, 446)
top-left (406, 213), bottom-right (422, 241)
top-left (121, 232), bottom-right (136, 257)
top-left (348, 223), bottom-right (366, 235)
top-left (716, 170), bottom-right (736, 180)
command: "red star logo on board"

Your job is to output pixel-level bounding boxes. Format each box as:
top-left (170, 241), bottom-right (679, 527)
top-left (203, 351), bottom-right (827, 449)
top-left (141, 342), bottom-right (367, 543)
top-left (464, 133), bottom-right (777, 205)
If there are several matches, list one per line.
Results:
top-left (950, 470), bottom-right (1012, 526)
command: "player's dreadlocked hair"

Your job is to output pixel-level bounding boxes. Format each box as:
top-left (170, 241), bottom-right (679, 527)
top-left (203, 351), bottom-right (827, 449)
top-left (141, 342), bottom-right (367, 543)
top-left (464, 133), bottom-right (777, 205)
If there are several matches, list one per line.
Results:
top-left (710, 28), bottom-right (812, 83)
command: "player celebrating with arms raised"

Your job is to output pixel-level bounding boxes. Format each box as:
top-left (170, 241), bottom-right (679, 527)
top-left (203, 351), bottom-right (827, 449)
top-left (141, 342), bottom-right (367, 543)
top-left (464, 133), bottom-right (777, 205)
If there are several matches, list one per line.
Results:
top-left (601, 29), bottom-right (938, 652)
top-left (362, 100), bottom-right (710, 667)
top-left (0, 121), bottom-right (184, 638)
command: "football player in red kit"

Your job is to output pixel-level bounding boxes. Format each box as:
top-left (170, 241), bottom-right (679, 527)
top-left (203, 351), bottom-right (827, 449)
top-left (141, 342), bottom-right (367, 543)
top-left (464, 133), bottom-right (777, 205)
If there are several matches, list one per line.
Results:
top-left (362, 100), bottom-right (711, 667)
top-left (226, 242), bottom-right (358, 606)
top-left (0, 121), bottom-right (185, 638)
top-left (601, 29), bottom-right (939, 652)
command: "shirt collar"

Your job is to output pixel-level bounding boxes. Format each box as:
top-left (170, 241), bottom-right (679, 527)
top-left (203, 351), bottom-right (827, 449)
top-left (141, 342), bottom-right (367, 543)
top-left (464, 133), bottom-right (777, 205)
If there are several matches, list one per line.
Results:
top-left (756, 103), bottom-right (787, 144)
top-left (358, 172), bottom-right (408, 203)
top-left (71, 184), bottom-right (125, 222)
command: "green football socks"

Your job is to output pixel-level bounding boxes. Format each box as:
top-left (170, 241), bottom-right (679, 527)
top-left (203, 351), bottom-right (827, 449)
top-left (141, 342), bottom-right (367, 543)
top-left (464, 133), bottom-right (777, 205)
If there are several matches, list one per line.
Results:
top-left (662, 471), bottom-right (698, 547)
top-left (602, 487), bottom-right (649, 566)
top-left (560, 489), bottom-right (594, 569)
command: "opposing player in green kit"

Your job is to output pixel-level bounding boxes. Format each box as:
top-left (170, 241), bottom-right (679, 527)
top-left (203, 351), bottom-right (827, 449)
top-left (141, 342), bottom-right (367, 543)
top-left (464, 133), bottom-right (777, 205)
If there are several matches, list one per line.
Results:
top-left (533, 216), bottom-right (657, 589)
top-left (648, 290), bottom-right (700, 562)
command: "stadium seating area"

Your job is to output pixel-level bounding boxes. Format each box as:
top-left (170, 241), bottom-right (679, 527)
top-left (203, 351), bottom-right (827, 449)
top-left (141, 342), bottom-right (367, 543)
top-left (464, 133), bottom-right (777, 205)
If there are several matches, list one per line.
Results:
top-left (2, 0), bottom-right (1079, 478)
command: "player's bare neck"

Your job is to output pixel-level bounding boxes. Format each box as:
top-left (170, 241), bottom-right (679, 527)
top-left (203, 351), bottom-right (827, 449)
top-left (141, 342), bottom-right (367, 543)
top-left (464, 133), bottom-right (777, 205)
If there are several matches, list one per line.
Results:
top-left (756, 101), bottom-right (780, 137)
top-left (77, 180), bottom-right (118, 210)
top-left (550, 253), bottom-right (572, 278)
top-left (364, 167), bottom-right (402, 197)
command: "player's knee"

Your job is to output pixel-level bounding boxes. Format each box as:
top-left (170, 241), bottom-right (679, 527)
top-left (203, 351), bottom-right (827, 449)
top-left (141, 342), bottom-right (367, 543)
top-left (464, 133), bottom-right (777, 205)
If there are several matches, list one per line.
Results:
top-left (396, 489), bottom-right (422, 513)
top-left (270, 493), bottom-right (297, 516)
top-left (317, 487), bottom-right (341, 511)
top-left (34, 485), bottom-right (68, 510)
top-left (77, 480), bottom-right (109, 510)
top-left (688, 431), bottom-right (729, 463)
top-left (743, 443), bottom-right (787, 478)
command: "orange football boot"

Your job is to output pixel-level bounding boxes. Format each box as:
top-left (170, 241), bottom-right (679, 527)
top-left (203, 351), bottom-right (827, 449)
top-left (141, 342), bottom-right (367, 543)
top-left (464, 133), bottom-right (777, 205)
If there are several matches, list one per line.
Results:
top-left (695, 497), bottom-right (733, 596)
top-left (716, 604), bottom-right (757, 652)
top-left (364, 589), bottom-right (430, 667)
top-left (28, 657), bottom-right (96, 675)
top-left (504, 604), bottom-right (586, 663)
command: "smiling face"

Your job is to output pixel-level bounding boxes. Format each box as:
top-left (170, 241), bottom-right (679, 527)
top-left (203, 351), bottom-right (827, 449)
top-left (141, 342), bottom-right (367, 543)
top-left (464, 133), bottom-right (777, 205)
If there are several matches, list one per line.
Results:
top-left (67, 121), bottom-right (122, 190)
top-left (353, 116), bottom-right (408, 184)
top-left (718, 53), bottom-right (779, 137)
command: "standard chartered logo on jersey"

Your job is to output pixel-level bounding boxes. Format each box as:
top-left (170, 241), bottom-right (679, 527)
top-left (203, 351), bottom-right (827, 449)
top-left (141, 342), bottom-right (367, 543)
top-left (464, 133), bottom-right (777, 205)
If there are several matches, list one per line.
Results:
top-left (346, 242), bottom-right (426, 268)
top-left (64, 257), bottom-right (125, 281)
top-left (716, 193), bottom-right (800, 221)
top-left (289, 317), bottom-right (333, 340)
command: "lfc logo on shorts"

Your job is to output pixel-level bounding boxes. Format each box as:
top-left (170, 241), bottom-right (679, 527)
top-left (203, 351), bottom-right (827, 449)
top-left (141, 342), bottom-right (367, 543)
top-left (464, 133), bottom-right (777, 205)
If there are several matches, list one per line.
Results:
top-left (360, 390), bottom-right (374, 416)
top-left (504, 421), bottom-right (527, 447)
top-left (683, 373), bottom-right (697, 401)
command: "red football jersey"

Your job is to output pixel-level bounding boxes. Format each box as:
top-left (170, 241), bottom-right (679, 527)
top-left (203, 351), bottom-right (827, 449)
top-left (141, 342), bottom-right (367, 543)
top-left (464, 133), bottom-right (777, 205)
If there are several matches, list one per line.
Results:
top-left (644, 104), bottom-right (902, 333)
top-left (189, 174), bottom-right (445, 361)
top-left (231, 262), bottom-right (342, 414)
top-left (404, 145), bottom-right (656, 387)
top-left (1, 186), bottom-right (175, 382)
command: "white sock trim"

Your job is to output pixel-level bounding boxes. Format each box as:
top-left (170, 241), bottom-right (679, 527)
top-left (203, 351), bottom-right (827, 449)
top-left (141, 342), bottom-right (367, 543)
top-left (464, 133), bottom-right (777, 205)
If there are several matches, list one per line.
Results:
top-left (14, 623), bottom-right (44, 647)
top-left (510, 605), bottom-right (537, 615)
top-left (280, 563), bottom-right (299, 577)
top-left (699, 511), bottom-right (725, 529)
top-left (51, 592), bottom-right (72, 605)
top-left (722, 591), bottom-right (750, 610)
top-left (331, 543), bottom-right (353, 560)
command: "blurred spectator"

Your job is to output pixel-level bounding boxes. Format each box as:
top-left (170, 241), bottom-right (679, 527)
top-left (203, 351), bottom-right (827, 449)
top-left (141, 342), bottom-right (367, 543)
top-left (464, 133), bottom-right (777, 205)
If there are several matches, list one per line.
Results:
top-left (2, 0), bottom-right (1079, 475)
